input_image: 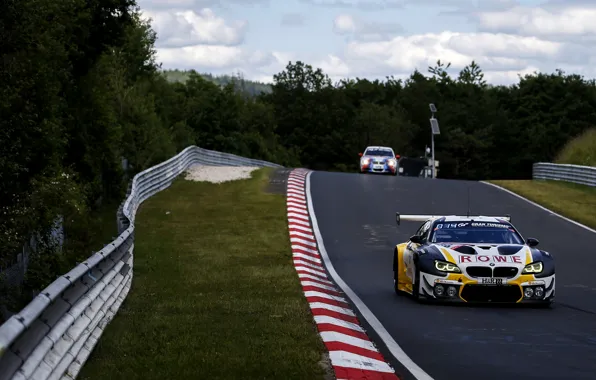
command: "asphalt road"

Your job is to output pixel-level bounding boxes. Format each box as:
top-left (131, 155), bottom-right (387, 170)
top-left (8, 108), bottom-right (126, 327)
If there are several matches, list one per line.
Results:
top-left (309, 171), bottom-right (596, 380)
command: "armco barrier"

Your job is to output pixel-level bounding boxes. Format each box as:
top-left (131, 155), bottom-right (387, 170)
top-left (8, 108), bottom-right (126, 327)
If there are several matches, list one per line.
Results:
top-left (0, 146), bottom-right (282, 380)
top-left (533, 162), bottom-right (596, 187)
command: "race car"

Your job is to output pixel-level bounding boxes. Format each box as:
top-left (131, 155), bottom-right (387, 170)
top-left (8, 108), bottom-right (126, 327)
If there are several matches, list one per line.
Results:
top-left (358, 146), bottom-right (400, 175)
top-left (392, 214), bottom-right (555, 306)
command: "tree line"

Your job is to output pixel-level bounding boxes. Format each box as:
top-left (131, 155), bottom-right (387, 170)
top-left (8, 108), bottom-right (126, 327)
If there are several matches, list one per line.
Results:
top-left (2, 0), bottom-right (595, 315)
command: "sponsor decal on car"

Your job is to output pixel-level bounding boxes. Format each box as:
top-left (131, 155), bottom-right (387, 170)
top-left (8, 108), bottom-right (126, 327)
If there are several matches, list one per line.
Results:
top-left (459, 255), bottom-right (522, 263)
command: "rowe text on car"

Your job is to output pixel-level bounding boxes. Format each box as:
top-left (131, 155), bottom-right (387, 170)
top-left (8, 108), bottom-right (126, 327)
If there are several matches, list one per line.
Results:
top-left (392, 214), bottom-right (555, 306)
top-left (358, 146), bottom-right (400, 175)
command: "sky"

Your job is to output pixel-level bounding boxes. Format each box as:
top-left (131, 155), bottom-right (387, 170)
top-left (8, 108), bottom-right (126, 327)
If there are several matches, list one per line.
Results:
top-left (137, 0), bottom-right (596, 85)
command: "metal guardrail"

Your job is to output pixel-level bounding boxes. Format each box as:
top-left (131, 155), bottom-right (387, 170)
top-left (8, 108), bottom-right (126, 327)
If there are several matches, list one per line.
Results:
top-left (0, 146), bottom-right (282, 380)
top-left (533, 162), bottom-right (596, 187)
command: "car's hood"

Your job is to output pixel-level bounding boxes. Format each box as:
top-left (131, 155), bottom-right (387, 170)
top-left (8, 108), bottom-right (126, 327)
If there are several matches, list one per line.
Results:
top-left (432, 243), bottom-right (533, 268)
top-left (362, 155), bottom-right (393, 161)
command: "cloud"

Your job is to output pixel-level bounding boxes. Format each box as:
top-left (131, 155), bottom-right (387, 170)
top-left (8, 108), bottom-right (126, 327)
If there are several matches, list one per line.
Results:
top-left (156, 45), bottom-right (275, 70)
top-left (142, 8), bottom-right (247, 48)
top-left (139, 0), bottom-right (269, 10)
top-left (281, 12), bottom-right (306, 27)
top-left (300, 0), bottom-right (404, 11)
top-left (343, 32), bottom-right (562, 73)
top-left (301, 0), bottom-right (519, 11)
top-left (473, 6), bottom-right (596, 39)
top-left (333, 14), bottom-right (403, 41)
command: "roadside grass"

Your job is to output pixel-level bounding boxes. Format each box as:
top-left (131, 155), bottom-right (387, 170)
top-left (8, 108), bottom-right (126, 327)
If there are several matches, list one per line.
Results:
top-left (555, 127), bottom-right (596, 167)
top-left (78, 168), bottom-right (327, 380)
top-left (488, 179), bottom-right (596, 229)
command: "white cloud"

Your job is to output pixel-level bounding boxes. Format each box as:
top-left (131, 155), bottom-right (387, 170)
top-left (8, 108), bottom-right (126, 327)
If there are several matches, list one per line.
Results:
top-left (156, 45), bottom-right (273, 69)
top-left (474, 6), bottom-right (596, 38)
top-left (343, 32), bottom-right (561, 74)
top-left (139, 0), bottom-right (269, 10)
top-left (333, 14), bottom-right (356, 34)
top-left (315, 55), bottom-right (351, 79)
top-left (142, 8), bottom-right (247, 48)
top-left (144, 2), bottom-right (596, 86)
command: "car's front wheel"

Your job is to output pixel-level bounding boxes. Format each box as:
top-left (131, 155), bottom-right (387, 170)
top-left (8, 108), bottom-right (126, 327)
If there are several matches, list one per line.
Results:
top-left (411, 263), bottom-right (422, 301)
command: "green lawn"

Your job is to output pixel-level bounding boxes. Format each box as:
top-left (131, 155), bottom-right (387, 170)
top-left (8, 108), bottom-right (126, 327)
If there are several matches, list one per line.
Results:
top-left (488, 179), bottom-right (596, 229)
top-left (79, 168), bottom-right (327, 380)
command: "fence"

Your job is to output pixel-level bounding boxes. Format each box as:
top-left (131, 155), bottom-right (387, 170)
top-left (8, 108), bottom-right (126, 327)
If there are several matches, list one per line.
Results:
top-left (0, 146), bottom-right (282, 380)
top-left (533, 162), bottom-right (596, 187)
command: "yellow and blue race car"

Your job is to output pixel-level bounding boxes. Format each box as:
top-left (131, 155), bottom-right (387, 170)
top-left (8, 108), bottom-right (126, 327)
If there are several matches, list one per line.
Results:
top-left (393, 213), bottom-right (555, 307)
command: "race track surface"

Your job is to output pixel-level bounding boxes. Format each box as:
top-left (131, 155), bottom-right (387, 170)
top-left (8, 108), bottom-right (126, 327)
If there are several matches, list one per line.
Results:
top-left (309, 171), bottom-right (596, 380)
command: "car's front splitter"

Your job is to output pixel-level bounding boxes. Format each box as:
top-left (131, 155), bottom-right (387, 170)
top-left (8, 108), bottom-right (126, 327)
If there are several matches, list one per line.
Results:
top-left (360, 165), bottom-right (396, 174)
top-left (418, 271), bottom-right (555, 304)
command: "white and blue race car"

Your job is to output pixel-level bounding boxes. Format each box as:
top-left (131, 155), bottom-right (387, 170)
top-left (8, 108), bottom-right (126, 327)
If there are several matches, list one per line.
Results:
top-left (358, 146), bottom-right (400, 175)
top-left (393, 214), bottom-right (555, 307)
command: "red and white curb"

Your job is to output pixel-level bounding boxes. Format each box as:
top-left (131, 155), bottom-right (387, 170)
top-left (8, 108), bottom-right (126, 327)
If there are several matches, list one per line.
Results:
top-left (286, 168), bottom-right (400, 380)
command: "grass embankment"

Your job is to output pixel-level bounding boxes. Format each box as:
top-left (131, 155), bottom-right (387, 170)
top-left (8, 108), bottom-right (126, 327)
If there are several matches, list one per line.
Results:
top-left (79, 168), bottom-right (326, 380)
top-left (555, 127), bottom-right (596, 167)
top-left (489, 180), bottom-right (596, 229)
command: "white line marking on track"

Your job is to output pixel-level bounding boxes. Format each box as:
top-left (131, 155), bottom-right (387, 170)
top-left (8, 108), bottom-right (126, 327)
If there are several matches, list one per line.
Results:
top-left (328, 351), bottom-right (395, 373)
top-left (320, 331), bottom-right (378, 352)
top-left (305, 171), bottom-right (434, 380)
top-left (313, 315), bottom-right (365, 332)
top-left (308, 302), bottom-right (356, 316)
top-left (481, 181), bottom-right (596, 234)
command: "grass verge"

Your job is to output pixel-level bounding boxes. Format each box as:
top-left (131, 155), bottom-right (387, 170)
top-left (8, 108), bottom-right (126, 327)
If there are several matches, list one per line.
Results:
top-left (555, 127), bottom-right (596, 167)
top-left (488, 179), bottom-right (596, 229)
top-left (79, 168), bottom-right (327, 380)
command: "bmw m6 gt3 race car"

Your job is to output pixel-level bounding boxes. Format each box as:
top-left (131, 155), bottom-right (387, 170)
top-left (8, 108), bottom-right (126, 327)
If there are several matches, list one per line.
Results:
top-left (358, 146), bottom-right (400, 175)
top-left (392, 214), bottom-right (555, 306)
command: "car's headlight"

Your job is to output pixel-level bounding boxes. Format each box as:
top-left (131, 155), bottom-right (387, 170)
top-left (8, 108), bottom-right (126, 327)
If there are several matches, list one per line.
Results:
top-left (387, 159), bottom-right (396, 166)
top-left (435, 260), bottom-right (461, 273)
top-left (361, 158), bottom-right (370, 164)
top-left (522, 261), bottom-right (543, 274)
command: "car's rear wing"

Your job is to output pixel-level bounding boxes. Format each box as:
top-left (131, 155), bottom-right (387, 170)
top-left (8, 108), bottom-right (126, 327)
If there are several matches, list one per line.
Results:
top-left (395, 212), bottom-right (511, 225)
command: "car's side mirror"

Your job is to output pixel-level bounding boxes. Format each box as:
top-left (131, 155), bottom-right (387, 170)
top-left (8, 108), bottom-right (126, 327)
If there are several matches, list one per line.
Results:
top-left (395, 154), bottom-right (400, 159)
top-left (526, 237), bottom-right (539, 247)
top-left (358, 152), bottom-right (363, 157)
top-left (410, 235), bottom-right (423, 244)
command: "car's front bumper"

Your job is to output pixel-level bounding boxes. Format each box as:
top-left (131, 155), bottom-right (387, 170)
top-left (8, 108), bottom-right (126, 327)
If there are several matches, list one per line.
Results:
top-left (360, 163), bottom-right (397, 174)
top-left (418, 271), bottom-right (555, 304)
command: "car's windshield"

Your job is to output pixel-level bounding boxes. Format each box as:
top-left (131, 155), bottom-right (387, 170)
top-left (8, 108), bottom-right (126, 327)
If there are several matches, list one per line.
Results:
top-left (364, 149), bottom-right (393, 157)
top-left (430, 221), bottom-right (524, 244)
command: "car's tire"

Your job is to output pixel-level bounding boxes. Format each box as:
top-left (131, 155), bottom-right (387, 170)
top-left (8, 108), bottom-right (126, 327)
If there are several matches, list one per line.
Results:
top-left (412, 263), bottom-right (422, 301)
top-left (393, 249), bottom-right (401, 295)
